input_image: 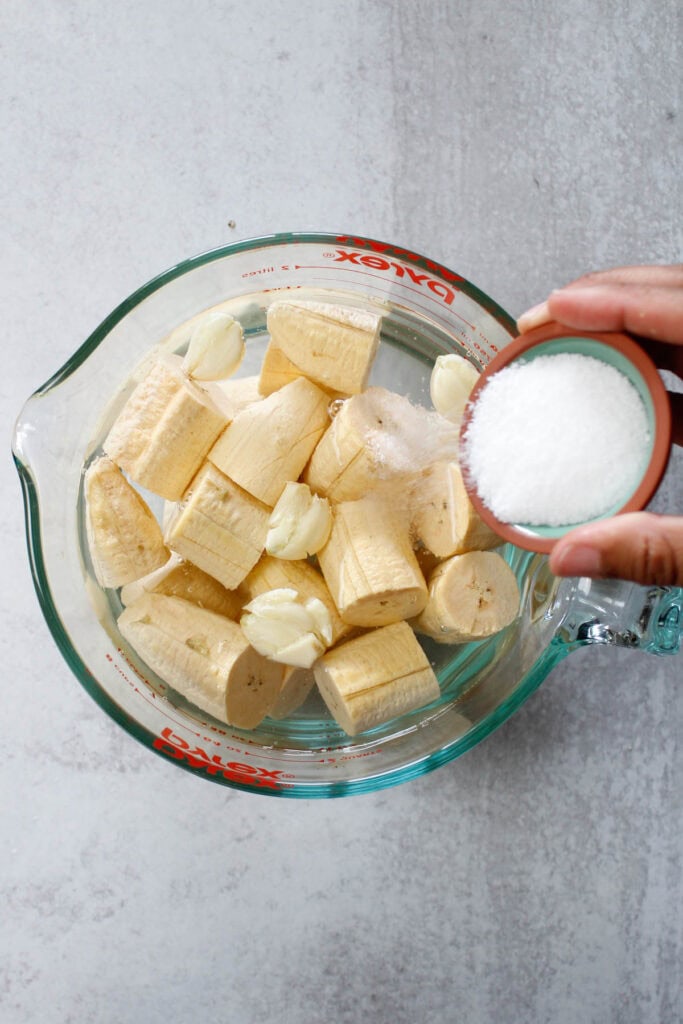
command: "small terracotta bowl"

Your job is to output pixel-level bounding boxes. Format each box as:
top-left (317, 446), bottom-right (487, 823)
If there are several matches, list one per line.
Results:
top-left (459, 321), bottom-right (672, 554)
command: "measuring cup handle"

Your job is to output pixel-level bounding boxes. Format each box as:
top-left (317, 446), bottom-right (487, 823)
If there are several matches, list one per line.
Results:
top-left (556, 577), bottom-right (682, 655)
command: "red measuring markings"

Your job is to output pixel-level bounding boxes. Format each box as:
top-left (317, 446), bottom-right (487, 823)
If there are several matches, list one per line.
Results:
top-left (241, 266), bottom-right (276, 277)
top-left (324, 249), bottom-right (462, 311)
top-left (334, 236), bottom-right (465, 285)
top-left (153, 728), bottom-right (294, 789)
top-left (107, 649), bottom-right (204, 738)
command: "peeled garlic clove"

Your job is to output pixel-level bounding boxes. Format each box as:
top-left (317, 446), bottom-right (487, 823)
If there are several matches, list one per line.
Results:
top-left (429, 353), bottom-right (479, 422)
top-left (265, 482), bottom-right (332, 560)
top-left (182, 311), bottom-right (245, 381)
top-left (240, 588), bottom-right (332, 668)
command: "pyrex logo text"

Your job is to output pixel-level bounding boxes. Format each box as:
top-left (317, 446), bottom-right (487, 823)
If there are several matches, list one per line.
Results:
top-left (153, 728), bottom-right (291, 790)
top-left (325, 248), bottom-right (460, 306)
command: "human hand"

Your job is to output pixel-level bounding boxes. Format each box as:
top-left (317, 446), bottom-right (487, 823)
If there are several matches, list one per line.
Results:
top-left (517, 265), bottom-right (683, 587)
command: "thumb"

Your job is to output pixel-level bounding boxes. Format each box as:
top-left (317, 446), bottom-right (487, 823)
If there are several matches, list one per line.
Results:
top-left (549, 512), bottom-right (683, 587)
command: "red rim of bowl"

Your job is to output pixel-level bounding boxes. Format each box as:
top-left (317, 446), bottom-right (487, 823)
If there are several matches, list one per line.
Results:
top-left (459, 321), bottom-right (673, 554)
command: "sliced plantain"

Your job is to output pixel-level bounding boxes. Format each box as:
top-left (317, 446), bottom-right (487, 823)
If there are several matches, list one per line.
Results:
top-left (314, 621), bottom-right (440, 736)
top-left (413, 550), bottom-right (520, 644)
top-left (104, 354), bottom-right (228, 500)
top-left (84, 456), bottom-right (168, 588)
top-left (266, 299), bottom-right (381, 395)
top-left (118, 593), bottom-right (283, 728)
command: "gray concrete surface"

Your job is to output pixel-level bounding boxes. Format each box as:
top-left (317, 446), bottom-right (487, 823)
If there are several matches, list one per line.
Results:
top-left (2, 2), bottom-right (681, 1022)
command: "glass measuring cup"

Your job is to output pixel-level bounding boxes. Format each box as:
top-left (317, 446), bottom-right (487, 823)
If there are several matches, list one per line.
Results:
top-left (12, 233), bottom-right (682, 797)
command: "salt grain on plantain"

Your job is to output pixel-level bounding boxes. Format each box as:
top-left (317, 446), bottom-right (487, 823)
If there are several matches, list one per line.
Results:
top-left (362, 390), bottom-right (460, 474)
top-left (462, 353), bottom-right (651, 526)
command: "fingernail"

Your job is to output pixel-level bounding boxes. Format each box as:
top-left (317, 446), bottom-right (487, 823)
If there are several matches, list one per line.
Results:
top-left (551, 543), bottom-right (604, 578)
top-left (517, 300), bottom-right (551, 333)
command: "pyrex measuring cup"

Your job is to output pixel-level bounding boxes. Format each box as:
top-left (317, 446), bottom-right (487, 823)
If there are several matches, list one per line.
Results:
top-left (12, 233), bottom-right (683, 798)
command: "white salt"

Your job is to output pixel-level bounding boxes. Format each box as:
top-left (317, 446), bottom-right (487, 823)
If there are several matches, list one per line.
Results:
top-left (462, 353), bottom-right (651, 526)
top-left (357, 387), bottom-right (460, 475)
